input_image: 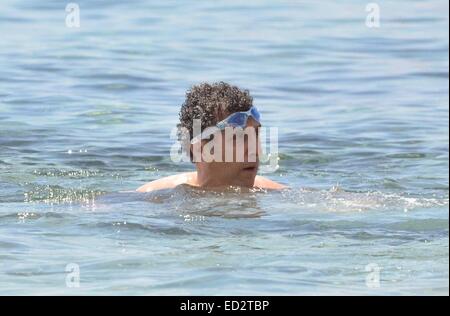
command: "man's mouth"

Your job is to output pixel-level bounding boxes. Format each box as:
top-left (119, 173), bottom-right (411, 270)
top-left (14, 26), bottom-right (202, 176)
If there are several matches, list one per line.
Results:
top-left (242, 165), bottom-right (258, 172)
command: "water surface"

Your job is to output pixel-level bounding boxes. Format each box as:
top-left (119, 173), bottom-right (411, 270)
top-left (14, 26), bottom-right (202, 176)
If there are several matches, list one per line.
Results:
top-left (0, 0), bottom-right (448, 295)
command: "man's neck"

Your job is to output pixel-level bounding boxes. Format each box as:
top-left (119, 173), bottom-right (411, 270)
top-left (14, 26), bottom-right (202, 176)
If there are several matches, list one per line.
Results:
top-left (194, 169), bottom-right (224, 188)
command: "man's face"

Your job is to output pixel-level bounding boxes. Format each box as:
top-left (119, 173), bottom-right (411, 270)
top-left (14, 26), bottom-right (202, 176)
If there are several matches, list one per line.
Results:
top-left (195, 117), bottom-right (261, 187)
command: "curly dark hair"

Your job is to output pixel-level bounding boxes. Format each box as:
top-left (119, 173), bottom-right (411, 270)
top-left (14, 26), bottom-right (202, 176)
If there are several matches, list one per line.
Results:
top-left (178, 82), bottom-right (253, 142)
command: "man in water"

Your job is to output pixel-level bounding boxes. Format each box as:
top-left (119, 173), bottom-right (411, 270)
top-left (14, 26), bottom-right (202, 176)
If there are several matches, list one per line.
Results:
top-left (137, 82), bottom-right (286, 192)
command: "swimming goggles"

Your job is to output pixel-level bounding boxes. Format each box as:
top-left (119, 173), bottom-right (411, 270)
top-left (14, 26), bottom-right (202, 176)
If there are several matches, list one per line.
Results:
top-left (190, 106), bottom-right (261, 144)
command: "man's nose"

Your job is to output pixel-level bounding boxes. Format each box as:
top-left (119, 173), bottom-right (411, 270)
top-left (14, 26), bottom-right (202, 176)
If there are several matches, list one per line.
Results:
top-left (244, 138), bottom-right (259, 162)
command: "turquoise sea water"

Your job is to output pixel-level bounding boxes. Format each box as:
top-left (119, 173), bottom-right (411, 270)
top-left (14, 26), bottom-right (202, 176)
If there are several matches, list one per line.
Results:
top-left (0, 0), bottom-right (448, 295)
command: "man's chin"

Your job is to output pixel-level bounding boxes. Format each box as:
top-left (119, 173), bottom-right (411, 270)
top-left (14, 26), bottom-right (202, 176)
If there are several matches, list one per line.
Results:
top-left (236, 170), bottom-right (257, 186)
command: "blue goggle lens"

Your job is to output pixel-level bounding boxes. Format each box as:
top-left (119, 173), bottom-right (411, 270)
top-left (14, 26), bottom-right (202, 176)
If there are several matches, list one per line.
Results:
top-left (226, 107), bottom-right (261, 127)
top-left (227, 113), bottom-right (247, 126)
top-left (250, 107), bottom-right (261, 122)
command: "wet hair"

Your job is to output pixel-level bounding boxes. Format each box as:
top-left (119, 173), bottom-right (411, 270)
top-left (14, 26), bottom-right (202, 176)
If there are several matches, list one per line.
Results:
top-left (178, 81), bottom-right (253, 141)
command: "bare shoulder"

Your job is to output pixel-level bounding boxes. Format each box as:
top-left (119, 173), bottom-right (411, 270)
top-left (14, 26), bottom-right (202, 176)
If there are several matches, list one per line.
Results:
top-left (137, 173), bottom-right (287, 192)
top-left (136, 172), bottom-right (196, 193)
top-left (254, 176), bottom-right (288, 190)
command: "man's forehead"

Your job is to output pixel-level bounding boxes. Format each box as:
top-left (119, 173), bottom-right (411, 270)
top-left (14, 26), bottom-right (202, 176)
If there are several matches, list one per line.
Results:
top-left (214, 104), bottom-right (252, 122)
